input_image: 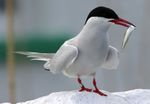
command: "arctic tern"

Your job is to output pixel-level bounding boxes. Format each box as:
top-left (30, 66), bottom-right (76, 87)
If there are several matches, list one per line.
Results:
top-left (17, 6), bottom-right (135, 96)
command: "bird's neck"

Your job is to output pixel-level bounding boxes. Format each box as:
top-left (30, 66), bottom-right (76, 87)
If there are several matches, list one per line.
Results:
top-left (78, 17), bottom-right (110, 40)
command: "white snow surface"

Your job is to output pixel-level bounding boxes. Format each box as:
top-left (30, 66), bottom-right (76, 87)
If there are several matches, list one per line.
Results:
top-left (2, 89), bottom-right (150, 104)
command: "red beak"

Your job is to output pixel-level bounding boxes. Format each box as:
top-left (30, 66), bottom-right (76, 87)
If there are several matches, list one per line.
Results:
top-left (109, 18), bottom-right (135, 27)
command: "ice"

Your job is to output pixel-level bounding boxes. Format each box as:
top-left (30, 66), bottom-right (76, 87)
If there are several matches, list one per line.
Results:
top-left (2, 89), bottom-right (150, 104)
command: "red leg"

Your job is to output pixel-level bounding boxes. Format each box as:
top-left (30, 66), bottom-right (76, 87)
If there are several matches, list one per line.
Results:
top-left (93, 78), bottom-right (107, 96)
top-left (77, 77), bottom-right (92, 92)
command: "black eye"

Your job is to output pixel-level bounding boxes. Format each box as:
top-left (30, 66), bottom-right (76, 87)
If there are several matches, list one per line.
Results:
top-left (85, 6), bottom-right (119, 24)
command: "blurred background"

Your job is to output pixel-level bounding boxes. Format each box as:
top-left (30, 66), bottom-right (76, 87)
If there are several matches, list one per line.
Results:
top-left (0, 0), bottom-right (150, 103)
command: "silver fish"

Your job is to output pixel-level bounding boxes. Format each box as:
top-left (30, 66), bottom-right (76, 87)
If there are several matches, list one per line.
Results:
top-left (122, 25), bottom-right (136, 48)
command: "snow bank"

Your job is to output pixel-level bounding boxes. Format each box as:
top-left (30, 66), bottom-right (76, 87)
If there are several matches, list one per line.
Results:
top-left (2, 89), bottom-right (150, 104)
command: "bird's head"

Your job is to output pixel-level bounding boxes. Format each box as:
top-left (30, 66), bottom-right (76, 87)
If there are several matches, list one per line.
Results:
top-left (85, 6), bottom-right (136, 48)
top-left (85, 6), bottom-right (135, 28)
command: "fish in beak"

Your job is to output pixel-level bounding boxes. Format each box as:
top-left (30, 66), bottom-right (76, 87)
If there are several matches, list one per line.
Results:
top-left (122, 25), bottom-right (135, 48)
top-left (109, 18), bottom-right (136, 48)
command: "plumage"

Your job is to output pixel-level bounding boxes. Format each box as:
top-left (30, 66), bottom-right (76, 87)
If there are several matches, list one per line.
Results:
top-left (16, 51), bottom-right (54, 61)
top-left (16, 6), bottom-right (135, 96)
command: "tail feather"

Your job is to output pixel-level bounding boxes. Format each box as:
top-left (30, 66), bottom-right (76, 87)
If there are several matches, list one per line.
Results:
top-left (16, 51), bottom-right (54, 61)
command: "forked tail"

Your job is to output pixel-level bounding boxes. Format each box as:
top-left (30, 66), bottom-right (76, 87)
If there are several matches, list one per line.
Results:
top-left (16, 51), bottom-right (54, 61)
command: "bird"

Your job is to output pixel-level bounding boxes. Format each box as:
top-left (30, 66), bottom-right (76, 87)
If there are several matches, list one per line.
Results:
top-left (16, 6), bottom-right (135, 96)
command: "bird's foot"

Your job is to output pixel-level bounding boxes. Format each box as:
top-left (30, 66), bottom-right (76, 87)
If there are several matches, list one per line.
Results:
top-left (93, 88), bottom-right (107, 96)
top-left (79, 86), bottom-right (92, 92)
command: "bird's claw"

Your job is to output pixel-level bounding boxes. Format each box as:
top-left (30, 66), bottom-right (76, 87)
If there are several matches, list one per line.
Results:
top-left (93, 89), bottom-right (107, 96)
top-left (79, 86), bottom-right (92, 92)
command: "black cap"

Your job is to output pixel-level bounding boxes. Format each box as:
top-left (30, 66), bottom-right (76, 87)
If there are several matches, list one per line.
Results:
top-left (85, 6), bottom-right (119, 24)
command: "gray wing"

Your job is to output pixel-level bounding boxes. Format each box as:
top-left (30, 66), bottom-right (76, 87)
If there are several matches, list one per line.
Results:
top-left (101, 46), bottom-right (119, 70)
top-left (44, 42), bottom-right (78, 74)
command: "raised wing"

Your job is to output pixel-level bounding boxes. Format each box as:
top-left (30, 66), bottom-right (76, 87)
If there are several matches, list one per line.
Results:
top-left (101, 46), bottom-right (119, 70)
top-left (44, 42), bottom-right (78, 74)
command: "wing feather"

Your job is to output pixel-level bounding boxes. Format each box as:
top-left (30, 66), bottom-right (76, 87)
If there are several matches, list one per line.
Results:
top-left (101, 46), bottom-right (119, 70)
top-left (16, 51), bottom-right (54, 61)
top-left (45, 42), bottom-right (78, 74)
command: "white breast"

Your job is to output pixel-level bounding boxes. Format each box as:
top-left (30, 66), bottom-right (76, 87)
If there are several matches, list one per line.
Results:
top-left (63, 17), bottom-right (111, 78)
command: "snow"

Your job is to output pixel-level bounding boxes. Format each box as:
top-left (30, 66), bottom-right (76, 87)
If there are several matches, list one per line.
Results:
top-left (2, 89), bottom-right (150, 104)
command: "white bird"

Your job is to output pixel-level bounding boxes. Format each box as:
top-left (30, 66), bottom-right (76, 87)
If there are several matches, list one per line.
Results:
top-left (16, 6), bottom-right (135, 96)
